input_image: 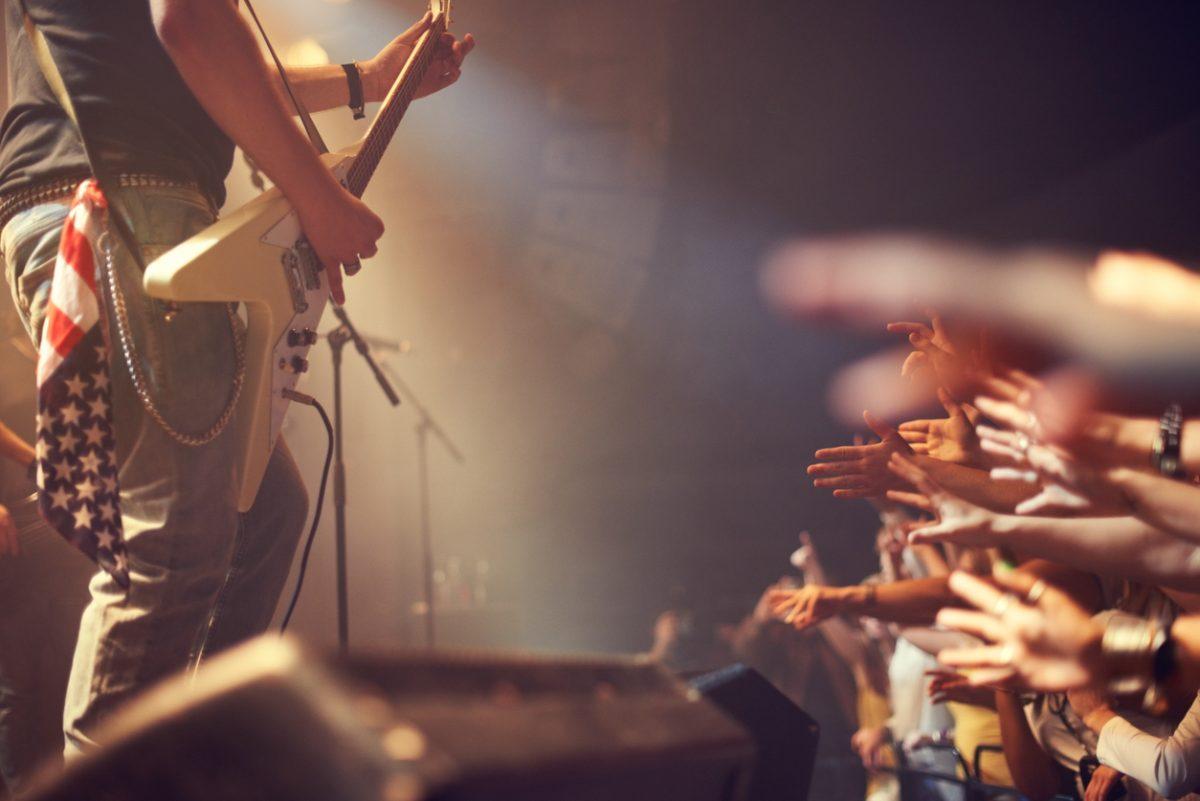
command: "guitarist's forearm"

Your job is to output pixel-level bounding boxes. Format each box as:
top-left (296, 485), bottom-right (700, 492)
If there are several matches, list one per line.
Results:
top-left (274, 65), bottom-right (354, 116)
top-left (151, 0), bottom-right (341, 206)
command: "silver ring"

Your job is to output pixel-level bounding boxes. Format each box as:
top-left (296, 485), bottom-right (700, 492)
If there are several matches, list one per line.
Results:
top-left (1014, 432), bottom-right (1031, 454)
top-left (1025, 579), bottom-right (1047, 605)
top-left (991, 593), bottom-right (1018, 618)
top-left (1024, 410), bottom-right (1038, 432)
top-left (998, 643), bottom-right (1017, 666)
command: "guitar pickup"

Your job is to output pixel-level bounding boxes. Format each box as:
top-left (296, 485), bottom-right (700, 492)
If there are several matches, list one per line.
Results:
top-left (293, 239), bottom-right (324, 291)
top-left (280, 249), bottom-right (310, 314)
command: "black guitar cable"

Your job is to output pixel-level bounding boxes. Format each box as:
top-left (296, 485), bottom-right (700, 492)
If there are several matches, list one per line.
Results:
top-left (279, 389), bottom-right (334, 633)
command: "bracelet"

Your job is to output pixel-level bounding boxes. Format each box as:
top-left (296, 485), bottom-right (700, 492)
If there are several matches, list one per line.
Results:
top-left (341, 62), bottom-right (366, 120)
top-left (1102, 613), bottom-right (1164, 697)
top-left (1151, 402), bottom-right (1185, 478)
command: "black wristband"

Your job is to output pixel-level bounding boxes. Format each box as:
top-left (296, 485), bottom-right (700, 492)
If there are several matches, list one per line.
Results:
top-left (341, 62), bottom-right (365, 120)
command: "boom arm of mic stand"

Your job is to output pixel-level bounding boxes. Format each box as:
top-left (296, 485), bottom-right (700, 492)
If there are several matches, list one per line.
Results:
top-left (330, 305), bottom-right (401, 407)
top-left (379, 361), bottom-right (465, 464)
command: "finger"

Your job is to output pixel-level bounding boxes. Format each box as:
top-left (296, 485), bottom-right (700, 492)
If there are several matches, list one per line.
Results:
top-left (813, 476), bottom-right (870, 490)
top-left (908, 443), bottom-right (930, 454)
top-left (979, 375), bottom-right (1023, 403)
top-left (888, 321), bottom-right (931, 335)
top-left (989, 466), bottom-right (1038, 483)
top-left (460, 33), bottom-right (477, 59)
top-left (897, 420), bottom-right (931, 434)
top-left (400, 11), bottom-right (434, 43)
top-left (799, 530), bottom-right (813, 546)
top-left (325, 263), bottom-right (346, 306)
top-left (937, 387), bottom-right (961, 419)
top-left (946, 570), bottom-right (1008, 614)
top-left (989, 564), bottom-right (1041, 599)
top-left (937, 644), bottom-right (1016, 669)
top-left (813, 446), bottom-right (870, 462)
top-left (962, 666), bottom-right (1019, 687)
top-left (975, 424), bottom-right (1020, 448)
top-left (886, 490), bottom-right (933, 512)
top-left (807, 460), bottom-right (863, 477)
top-left (974, 396), bottom-right (1039, 435)
top-left (962, 402), bottom-right (982, 425)
top-left (833, 488), bottom-right (880, 499)
top-left (862, 410), bottom-right (896, 441)
top-left (936, 608), bottom-right (1008, 643)
top-left (930, 312), bottom-right (949, 341)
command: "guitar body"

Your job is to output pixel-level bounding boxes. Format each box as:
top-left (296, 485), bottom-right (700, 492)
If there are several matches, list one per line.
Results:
top-left (144, 0), bottom-right (449, 511)
top-left (143, 147), bottom-right (355, 512)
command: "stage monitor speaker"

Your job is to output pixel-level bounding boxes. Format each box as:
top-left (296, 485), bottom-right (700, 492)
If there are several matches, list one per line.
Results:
top-left (691, 664), bottom-right (820, 801)
top-left (336, 648), bottom-right (754, 801)
top-left (25, 638), bottom-right (755, 801)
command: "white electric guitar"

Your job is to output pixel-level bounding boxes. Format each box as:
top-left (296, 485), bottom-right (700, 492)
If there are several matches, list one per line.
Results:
top-left (144, 0), bottom-right (450, 511)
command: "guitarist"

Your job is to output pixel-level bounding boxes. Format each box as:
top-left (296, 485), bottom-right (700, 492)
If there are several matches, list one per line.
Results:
top-left (0, 0), bottom-right (473, 768)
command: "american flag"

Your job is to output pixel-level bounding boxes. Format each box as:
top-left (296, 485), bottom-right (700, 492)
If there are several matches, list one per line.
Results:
top-left (35, 179), bottom-right (128, 588)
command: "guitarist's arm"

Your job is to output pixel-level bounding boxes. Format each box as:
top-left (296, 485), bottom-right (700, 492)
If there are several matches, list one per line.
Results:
top-left (150, 0), bottom-right (382, 303)
top-left (272, 15), bottom-right (475, 114)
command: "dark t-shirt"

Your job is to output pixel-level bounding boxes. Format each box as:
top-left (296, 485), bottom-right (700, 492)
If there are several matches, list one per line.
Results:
top-left (0, 0), bottom-right (234, 207)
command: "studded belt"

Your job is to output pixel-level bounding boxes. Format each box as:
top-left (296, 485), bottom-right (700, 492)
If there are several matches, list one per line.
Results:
top-left (0, 172), bottom-right (215, 234)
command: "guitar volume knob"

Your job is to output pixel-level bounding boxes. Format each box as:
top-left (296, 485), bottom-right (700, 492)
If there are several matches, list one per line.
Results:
top-left (303, 328), bottom-right (319, 346)
top-left (290, 356), bottom-right (310, 374)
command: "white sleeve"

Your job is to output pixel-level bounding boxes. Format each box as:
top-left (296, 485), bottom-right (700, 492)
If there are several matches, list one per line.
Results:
top-left (1096, 694), bottom-right (1200, 800)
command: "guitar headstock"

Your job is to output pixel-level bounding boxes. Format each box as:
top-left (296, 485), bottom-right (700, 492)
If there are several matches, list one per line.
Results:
top-left (431, 0), bottom-right (453, 28)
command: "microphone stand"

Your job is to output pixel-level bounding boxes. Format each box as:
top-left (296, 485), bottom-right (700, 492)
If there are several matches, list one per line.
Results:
top-left (378, 359), bottom-right (465, 649)
top-left (325, 305), bottom-right (401, 655)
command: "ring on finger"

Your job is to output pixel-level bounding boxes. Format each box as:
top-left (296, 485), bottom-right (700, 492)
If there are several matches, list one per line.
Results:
top-left (997, 643), bottom-right (1017, 666)
top-left (1025, 579), bottom-right (1047, 605)
top-left (991, 593), bottom-right (1018, 618)
top-left (1014, 432), bottom-right (1031, 454)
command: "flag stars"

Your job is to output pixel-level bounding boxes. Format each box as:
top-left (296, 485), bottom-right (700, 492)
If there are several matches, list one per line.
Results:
top-left (60, 402), bottom-right (84, 427)
top-left (97, 501), bottom-right (117, 523)
top-left (87, 396), bottom-right (109, 419)
top-left (101, 474), bottom-right (118, 494)
top-left (95, 344), bottom-right (108, 361)
top-left (72, 505), bottom-right (93, 531)
top-left (83, 423), bottom-right (106, 447)
top-left (64, 374), bottom-right (88, 397)
top-left (58, 430), bottom-right (80, 454)
top-left (48, 486), bottom-right (72, 510)
top-left (92, 369), bottom-right (110, 391)
top-left (77, 454), bottom-right (102, 481)
top-left (46, 456), bottom-right (72, 482)
top-left (36, 410), bottom-right (55, 432)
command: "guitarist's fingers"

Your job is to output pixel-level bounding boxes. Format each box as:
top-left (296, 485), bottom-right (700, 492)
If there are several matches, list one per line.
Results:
top-left (325, 263), bottom-right (346, 306)
top-left (400, 12), bottom-right (434, 45)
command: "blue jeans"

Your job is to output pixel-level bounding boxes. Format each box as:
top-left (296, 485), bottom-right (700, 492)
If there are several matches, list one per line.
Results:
top-left (1, 184), bottom-right (308, 761)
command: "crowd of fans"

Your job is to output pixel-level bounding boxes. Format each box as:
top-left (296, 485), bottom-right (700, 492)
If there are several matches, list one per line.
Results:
top-left (727, 240), bottom-right (1200, 801)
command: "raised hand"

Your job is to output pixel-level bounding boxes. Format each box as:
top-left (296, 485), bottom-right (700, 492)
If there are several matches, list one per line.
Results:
top-left (808, 411), bottom-right (915, 499)
top-left (1084, 765), bottom-right (1125, 801)
top-left (885, 454), bottom-right (999, 547)
top-left (851, 726), bottom-right (891, 770)
top-left (768, 584), bottom-right (858, 631)
top-left (887, 312), bottom-right (958, 382)
top-left (935, 568), bottom-right (1104, 692)
top-left (898, 388), bottom-right (984, 467)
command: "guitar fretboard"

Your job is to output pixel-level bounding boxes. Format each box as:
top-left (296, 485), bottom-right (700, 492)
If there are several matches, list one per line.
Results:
top-left (345, 18), bottom-right (446, 198)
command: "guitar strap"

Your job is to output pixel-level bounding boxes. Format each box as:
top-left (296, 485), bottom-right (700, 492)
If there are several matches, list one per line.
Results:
top-left (242, 0), bottom-right (329, 155)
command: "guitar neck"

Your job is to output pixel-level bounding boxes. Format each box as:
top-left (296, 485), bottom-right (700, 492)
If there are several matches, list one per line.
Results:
top-left (344, 16), bottom-right (446, 198)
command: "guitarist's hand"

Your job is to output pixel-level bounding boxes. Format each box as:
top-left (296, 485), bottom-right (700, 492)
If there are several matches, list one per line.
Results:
top-left (363, 13), bottom-right (476, 102)
top-left (295, 184), bottom-right (384, 306)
